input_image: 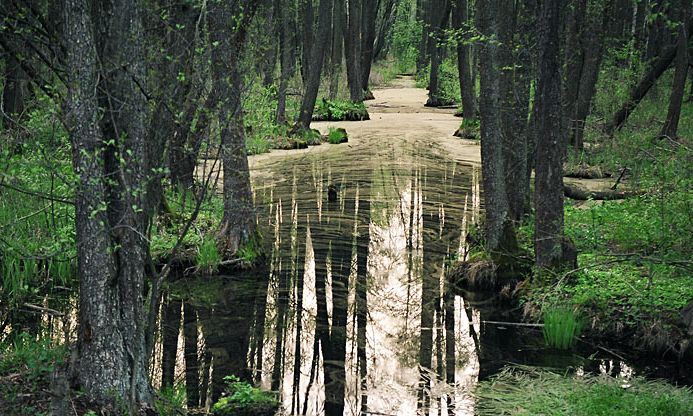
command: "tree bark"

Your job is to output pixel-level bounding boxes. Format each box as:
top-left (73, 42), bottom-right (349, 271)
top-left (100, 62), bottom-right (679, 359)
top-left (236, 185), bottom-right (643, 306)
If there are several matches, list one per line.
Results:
top-left (604, 44), bottom-right (678, 135)
top-left (1, 49), bottom-right (28, 129)
top-left (660, 0), bottom-right (690, 139)
top-left (208, 0), bottom-right (258, 254)
top-left (345, 0), bottom-right (363, 101)
top-left (477, 0), bottom-right (509, 251)
top-left (534, 0), bottom-right (565, 269)
top-left (360, 0), bottom-right (377, 95)
top-left (63, 0), bottom-right (152, 406)
top-left (452, 0), bottom-right (476, 120)
top-left (329, 0), bottom-right (345, 99)
top-left (426, 0), bottom-right (452, 106)
top-left (571, 0), bottom-right (610, 151)
top-left (183, 302), bottom-right (200, 407)
top-left (277, 0), bottom-right (296, 124)
top-left (297, 0), bottom-right (333, 128)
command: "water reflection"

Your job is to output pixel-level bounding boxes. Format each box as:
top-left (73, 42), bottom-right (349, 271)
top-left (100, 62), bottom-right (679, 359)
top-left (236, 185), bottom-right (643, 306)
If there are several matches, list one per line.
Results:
top-left (160, 146), bottom-right (654, 415)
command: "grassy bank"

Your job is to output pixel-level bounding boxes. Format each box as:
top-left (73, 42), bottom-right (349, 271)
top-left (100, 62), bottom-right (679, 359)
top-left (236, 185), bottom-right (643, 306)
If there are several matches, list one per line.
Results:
top-left (476, 366), bottom-right (693, 416)
top-left (521, 57), bottom-right (693, 356)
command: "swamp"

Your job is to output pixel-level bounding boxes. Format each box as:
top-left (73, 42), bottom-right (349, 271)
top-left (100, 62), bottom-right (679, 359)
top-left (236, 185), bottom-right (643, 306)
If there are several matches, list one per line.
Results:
top-left (1, 0), bottom-right (692, 415)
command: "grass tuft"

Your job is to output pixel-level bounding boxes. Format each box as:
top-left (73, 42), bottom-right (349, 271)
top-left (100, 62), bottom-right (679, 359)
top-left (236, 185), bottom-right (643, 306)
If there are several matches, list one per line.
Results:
top-left (543, 306), bottom-right (584, 349)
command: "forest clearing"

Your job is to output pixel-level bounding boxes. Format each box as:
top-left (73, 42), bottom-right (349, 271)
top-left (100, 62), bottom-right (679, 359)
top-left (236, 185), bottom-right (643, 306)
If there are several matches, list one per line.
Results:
top-left (1, 0), bottom-right (692, 415)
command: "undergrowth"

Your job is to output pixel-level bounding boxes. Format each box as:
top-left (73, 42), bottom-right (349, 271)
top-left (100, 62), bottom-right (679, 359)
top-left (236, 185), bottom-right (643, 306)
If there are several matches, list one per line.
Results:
top-left (476, 366), bottom-right (693, 416)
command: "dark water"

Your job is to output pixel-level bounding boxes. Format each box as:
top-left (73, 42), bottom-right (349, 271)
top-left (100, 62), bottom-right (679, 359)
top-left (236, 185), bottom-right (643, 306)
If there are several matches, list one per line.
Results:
top-left (164, 143), bottom-right (689, 415)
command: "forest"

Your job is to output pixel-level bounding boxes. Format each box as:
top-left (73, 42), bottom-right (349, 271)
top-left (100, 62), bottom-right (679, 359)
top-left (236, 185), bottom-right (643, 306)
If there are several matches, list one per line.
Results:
top-left (0, 0), bottom-right (692, 415)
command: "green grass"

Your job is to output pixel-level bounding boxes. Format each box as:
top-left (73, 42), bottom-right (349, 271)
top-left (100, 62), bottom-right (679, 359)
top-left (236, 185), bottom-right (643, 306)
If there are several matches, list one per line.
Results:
top-left (542, 307), bottom-right (584, 349)
top-left (327, 127), bottom-right (348, 144)
top-left (196, 235), bottom-right (220, 270)
top-left (476, 366), bottom-right (693, 416)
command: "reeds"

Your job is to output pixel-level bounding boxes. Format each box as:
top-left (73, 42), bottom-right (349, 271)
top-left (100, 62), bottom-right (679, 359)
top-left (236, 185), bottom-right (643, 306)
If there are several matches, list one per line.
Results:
top-left (542, 306), bottom-right (584, 349)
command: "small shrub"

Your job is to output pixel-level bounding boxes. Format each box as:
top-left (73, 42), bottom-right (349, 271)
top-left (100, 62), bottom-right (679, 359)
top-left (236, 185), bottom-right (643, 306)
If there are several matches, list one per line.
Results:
top-left (327, 127), bottom-right (348, 144)
top-left (313, 98), bottom-right (369, 121)
top-left (543, 306), bottom-right (584, 349)
top-left (212, 375), bottom-right (279, 416)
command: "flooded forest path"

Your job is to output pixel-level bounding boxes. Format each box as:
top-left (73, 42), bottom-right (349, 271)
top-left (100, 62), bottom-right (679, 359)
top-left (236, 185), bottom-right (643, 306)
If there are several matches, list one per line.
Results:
top-left (179, 77), bottom-right (639, 415)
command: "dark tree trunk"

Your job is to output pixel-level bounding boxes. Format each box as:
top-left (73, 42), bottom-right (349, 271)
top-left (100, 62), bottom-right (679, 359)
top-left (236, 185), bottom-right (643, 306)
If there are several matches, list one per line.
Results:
top-left (660, 0), bottom-right (690, 139)
top-left (373, 0), bottom-right (397, 61)
top-left (263, 3), bottom-right (278, 86)
top-left (208, 1), bottom-right (258, 254)
top-left (329, 0), bottom-right (345, 99)
top-left (152, 1), bottom-right (199, 198)
top-left (297, 0), bottom-right (333, 128)
top-left (161, 297), bottom-right (182, 389)
top-left (562, 0), bottom-right (587, 146)
top-left (453, 0), bottom-right (476, 120)
top-left (1, 51), bottom-right (28, 129)
top-left (416, 0), bottom-right (431, 73)
top-left (604, 44), bottom-right (679, 135)
top-left (360, 0), bottom-right (377, 95)
top-left (426, 0), bottom-right (451, 106)
top-left (300, 0), bottom-right (314, 84)
top-left (477, 0), bottom-right (509, 251)
top-left (63, 0), bottom-right (152, 406)
top-left (571, 1), bottom-right (611, 151)
top-left (345, 0), bottom-right (363, 101)
top-left (277, 0), bottom-right (296, 124)
top-left (498, 0), bottom-right (531, 223)
top-left (534, 0), bottom-right (565, 269)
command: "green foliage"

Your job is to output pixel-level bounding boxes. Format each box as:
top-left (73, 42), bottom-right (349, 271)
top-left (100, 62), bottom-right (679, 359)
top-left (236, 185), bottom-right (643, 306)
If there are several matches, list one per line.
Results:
top-left (391, 0), bottom-right (421, 74)
top-left (313, 98), bottom-right (369, 121)
top-left (327, 127), bottom-right (348, 144)
top-left (212, 375), bottom-right (279, 416)
top-left (196, 235), bottom-right (220, 271)
top-left (0, 334), bottom-right (65, 380)
top-left (476, 366), bottom-right (693, 416)
top-left (150, 188), bottom-right (223, 263)
top-left (155, 384), bottom-right (187, 416)
top-left (415, 57), bottom-right (460, 104)
top-left (542, 306), bottom-right (584, 349)
top-left (236, 231), bottom-right (263, 263)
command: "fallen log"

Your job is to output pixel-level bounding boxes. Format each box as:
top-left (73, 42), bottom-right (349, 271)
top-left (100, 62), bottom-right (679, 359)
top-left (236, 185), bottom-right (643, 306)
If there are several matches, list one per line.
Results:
top-left (564, 184), bottom-right (643, 200)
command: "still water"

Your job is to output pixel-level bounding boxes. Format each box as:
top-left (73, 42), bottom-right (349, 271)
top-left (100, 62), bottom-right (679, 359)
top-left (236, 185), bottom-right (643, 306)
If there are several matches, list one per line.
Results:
top-left (160, 138), bottom-right (683, 415)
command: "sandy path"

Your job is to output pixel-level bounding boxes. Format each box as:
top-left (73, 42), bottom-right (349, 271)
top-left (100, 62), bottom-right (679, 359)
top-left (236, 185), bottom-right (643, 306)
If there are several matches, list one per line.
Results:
top-left (248, 76), bottom-right (479, 181)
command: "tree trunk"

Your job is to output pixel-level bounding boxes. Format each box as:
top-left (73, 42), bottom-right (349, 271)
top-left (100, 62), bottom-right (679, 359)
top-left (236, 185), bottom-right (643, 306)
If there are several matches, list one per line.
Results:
top-left (562, 0), bottom-right (587, 147)
top-left (426, 0), bottom-right (451, 106)
top-left (63, 0), bottom-right (152, 406)
top-left (329, 0), bottom-right (345, 99)
top-left (360, 0), bottom-right (377, 96)
top-left (499, 0), bottom-right (531, 223)
top-left (1, 51), bottom-right (28, 129)
top-left (300, 0), bottom-right (314, 84)
top-left (373, 0), bottom-right (397, 61)
top-left (345, 0), bottom-right (363, 101)
top-left (477, 0), bottom-right (509, 251)
top-left (452, 0), bottom-right (476, 120)
top-left (208, 1), bottom-right (258, 254)
top-left (604, 44), bottom-right (678, 135)
top-left (660, 0), bottom-right (690, 139)
top-left (297, 0), bottom-right (333, 128)
top-left (277, 0), bottom-right (296, 124)
top-left (534, 0), bottom-right (565, 269)
top-left (571, 1), bottom-right (610, 151)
